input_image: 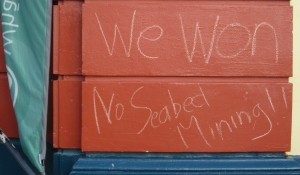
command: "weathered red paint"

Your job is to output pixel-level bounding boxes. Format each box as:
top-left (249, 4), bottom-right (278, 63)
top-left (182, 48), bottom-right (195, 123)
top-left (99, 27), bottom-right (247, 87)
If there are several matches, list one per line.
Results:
top-left (82, 1), bottom-right (292, 76)
top-left (0, 51), bottom-right (5, 73)
top-left (53, 2), bottom-right (82, 75)
top-left (50, 1), bottom-right (293, 151)
top-left (85, 0), bottom-right (290, 3)
top-left (53, 78), bottom-right (82, 148)
top-left (52, 2), bottom-right (83, 148)
top-left (0, 24), bottom-right (6, 73)
top-left (82, 80), bottom-right (292, 152)
top-left (0, 74), bottom-right (18, 138)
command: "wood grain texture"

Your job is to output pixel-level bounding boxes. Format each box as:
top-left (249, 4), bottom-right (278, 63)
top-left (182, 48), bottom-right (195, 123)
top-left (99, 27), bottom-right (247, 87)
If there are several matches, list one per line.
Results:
top-left (0, 74), bottom-right (18, 138)
top-left (51, 1), bottom-right (293, 151)
top-left (53, 79), bottom-right (82, 148)
top-left (53, 1), bottom-right (82, 75)
top-left (82, 1), bottom-right (292, 76)
top-left (82, 80), bottom-right (292, 152)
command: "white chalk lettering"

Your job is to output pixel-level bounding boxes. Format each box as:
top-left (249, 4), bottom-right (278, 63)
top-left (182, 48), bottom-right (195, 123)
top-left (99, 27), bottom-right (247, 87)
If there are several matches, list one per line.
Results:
top-left (265, 88), bottom-right (276, 112)
top-left (215, 120), bottom-right (233, 140)
top-left (91, 85), bottom-right (282, 148)
top-left (95, 10), bottom-right (136, 57)
top-left (216, 23), bottom-right (251, 59)
top-left (177, 115), bottom-right (211, 148)
top-left (179, 15), bottom-right (220, 64)
top-left (137, 25), bottom-right (164, 59)
top-left (252, 22), bottom-right (279, 63)
top-left (93, 87), bottom-right (126, 134)
top-left (252, 104), bottom-right (273, 140)
top-left (281, 87), bottom-right (288, 109)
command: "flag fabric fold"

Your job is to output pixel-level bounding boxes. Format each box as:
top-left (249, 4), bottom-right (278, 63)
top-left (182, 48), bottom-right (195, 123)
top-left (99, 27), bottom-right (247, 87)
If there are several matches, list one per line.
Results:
top-left (1, 0), bottom-right (52, 173)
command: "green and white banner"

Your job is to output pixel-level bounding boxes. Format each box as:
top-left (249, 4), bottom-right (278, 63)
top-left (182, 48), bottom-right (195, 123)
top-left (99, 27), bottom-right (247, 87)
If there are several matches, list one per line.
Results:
top-left (1, 0), bottom-right (52, 173)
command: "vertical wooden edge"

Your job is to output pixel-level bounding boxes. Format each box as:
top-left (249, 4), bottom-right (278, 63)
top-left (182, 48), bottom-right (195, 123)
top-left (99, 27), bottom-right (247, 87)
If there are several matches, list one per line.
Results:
top-left (81, 81), bottom-right (84, 149)
top-left (289, 5), bottom-right (293, 77)
top-left (79, 81), bottom-right (83, 149)
top-left (289, 82), bottom-right (293, 150)
top-left (53, 5), bottom-right (59, 75)
top-left (53, 80), bottom-right (59, 148)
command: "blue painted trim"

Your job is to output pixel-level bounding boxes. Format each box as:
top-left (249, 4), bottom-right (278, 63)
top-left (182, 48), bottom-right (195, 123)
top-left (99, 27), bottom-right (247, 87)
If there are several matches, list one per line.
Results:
top-left (3, 142), bottom-right (300, 175)
top-left (70, 153), bottom-right (300, 175)
top-left (85, 152), bottom-right (286, 159)
top-left (53, 149), bottom-right (83, 175)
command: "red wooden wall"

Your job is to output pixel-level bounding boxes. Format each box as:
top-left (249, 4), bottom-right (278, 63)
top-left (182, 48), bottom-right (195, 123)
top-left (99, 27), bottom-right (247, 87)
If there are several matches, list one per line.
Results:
top-left (0, 23), bottom-right (5, 73)
top-left (52, 0), bottom-right (293, 152)
top-left (0, 74), bottom-right (18, 138)
top-left (0, 23), bottom-right (18, 138)
top-left (82, 2), bottom-right (292, 76)
top-left (0, 0), bottom-right (293, 151)
top-left (53, 1), bottom-right (83, 148)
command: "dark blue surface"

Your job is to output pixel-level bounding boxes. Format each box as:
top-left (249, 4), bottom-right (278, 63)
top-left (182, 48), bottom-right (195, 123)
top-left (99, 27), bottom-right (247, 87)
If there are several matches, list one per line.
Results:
top-left (0, 139), bottom-right (53, 175)
top-left (53, 149), bottom-right (83, 175)
top-left (3, 140), bottom-right (300, 175)
top-left (70, 153), bottom-right (300, 175)
top-left (0, 139), bottom-right (27, 175)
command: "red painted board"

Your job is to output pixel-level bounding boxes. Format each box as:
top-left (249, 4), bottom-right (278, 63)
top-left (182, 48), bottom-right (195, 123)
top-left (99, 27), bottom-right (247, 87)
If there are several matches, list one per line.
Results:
top-left (82, 2), bottom-right (292, 76)
top-left (53, 2), bottom-right (82, 75)
top-left (53, 5), bottom-right (59, 75)
top-left (0, 23), bottom-right (6, 73)
top-left (85, 1), bottom-right (290, 4)
top-left (0, 74), bottom-right (18, 138)
top-left (82, 81), bottom-right (292, 152)
top-left (53, 78), bottom-right (82, 148)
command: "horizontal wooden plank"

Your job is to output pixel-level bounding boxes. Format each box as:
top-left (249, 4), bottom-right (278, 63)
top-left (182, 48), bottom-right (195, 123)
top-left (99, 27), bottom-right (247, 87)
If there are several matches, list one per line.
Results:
top-left (83, 2), bottom-right (292, 76)
top-left (84, 77), bottom-right (289, 83)
top-left (53, 2), bottom-right (82, 75)
top-left (0, 74), bottom-right (18, 138)
top-left (84, 1), bottom-right (291, 5)
top-left (82, 80), bottom-right (292, 152)
top-left (53, 78), bottom-right (82, 148)
top-left (71, 154), bottom-right (300, 175)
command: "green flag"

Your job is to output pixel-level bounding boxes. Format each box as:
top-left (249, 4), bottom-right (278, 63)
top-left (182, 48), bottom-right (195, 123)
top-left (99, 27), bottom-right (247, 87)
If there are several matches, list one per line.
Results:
top-left (1, 0), bottom-right (52, 173)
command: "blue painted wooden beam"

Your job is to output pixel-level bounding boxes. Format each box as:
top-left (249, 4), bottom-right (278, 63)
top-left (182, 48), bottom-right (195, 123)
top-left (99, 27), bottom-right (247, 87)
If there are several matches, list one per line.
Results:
top-left (53, 149), bottom-right (83, 175)
top-left (70, 153), bottom-right (300, 175)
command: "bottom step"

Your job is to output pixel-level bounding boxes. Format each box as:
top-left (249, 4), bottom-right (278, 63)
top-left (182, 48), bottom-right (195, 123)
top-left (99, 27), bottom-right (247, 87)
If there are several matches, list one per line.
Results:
top-left (70, 153), bottom-right (300, 175)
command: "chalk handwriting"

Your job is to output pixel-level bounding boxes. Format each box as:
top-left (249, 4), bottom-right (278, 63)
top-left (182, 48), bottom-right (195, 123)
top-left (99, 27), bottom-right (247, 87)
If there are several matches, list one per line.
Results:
top-left (251, 104), bottom-right (273, 140)
top-left (252, 22), bottom-right (279, 63)
top-left (281, 87), bottom-right (288, 109)
top-left (93, 87), bottom-right (125, 134)
top-left (91, 85), bottom-right (287, 148)
top-left (94, 11), bottom-right (280, 64)
top-left (265, 88), bottom-right (276, 112)
top-left (216, 23), bottom-right (251, 59)
top-left (137, 25), bottom-right (164, 59)
top-left (130, 85), bottom-right (210, 134)
top-left (179, 15), bottom-right (220, 64)
top-left (177, 115), bottom-right (211, 148)
top-left (176, 103), bottom-right (272, 148)
top-left (95, 10), bottom-right (136, 57)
